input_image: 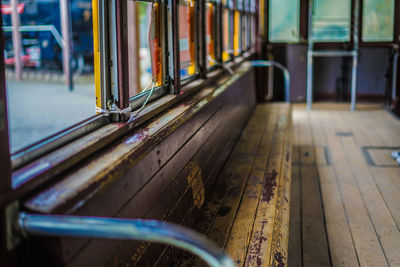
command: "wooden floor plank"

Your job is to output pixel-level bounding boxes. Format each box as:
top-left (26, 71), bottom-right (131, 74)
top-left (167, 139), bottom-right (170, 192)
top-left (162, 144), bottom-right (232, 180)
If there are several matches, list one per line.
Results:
top-left (318, 165), bottom-right (359, 267)
top-left (290, 103), bottom-right (400, 267)
top-left (370, 167), bottom-right (400, 227)
top-left (300, 164), bottom-right (331, 267)
top-left (327, 112), bottom-right (388, 267)
top-left (287, 164), bottom-right (302, 267)
top-left (340, 130), bottom-right (400, 266)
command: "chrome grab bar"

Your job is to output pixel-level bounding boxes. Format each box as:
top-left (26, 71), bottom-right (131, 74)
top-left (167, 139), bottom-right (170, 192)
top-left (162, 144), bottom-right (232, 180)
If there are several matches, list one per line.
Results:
top-left (251, 60), bottom-right (291, 103)
top-left (17, 212), bottom-right (235, 267)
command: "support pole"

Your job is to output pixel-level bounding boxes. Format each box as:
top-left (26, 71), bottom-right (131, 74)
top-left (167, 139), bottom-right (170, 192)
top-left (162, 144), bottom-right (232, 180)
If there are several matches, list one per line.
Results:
top-left (392, 51), bottom-right (399, 102)
top-left (59, 0), bottom-right (73, 90)
top-left (306, 51), bottom-right (313, 110)
top-left (10, 0), bottom-right (22, 81)
top-left (350, 53), bottom-right (358, 111)
top-left (306, 0), bottom-right (313, 110)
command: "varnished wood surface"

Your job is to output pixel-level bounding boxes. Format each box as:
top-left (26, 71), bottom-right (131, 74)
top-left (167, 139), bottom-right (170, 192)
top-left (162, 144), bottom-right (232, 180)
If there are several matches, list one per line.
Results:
top-left (289, 103), bottom-right (400, 267)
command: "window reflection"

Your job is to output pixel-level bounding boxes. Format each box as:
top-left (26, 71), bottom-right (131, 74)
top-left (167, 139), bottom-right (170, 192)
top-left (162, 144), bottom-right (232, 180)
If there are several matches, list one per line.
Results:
top-left (2, 0), bottom-right (95, 153)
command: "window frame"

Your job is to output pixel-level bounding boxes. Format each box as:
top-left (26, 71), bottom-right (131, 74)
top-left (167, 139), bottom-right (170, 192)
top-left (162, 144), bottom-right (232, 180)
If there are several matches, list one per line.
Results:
top-left (204, 0), bottom-right (221, 73)
top-left (222, 0), bottom-right (235, 62)
top-left (309, 0), bottom-right (353, 45)
top-left (0, 0), bottom-right (256, 200)
top-left (267, 0), bottom-right (301, 44)
top-left (2, 0), bottom-right (113, 171)
top-left (359, 0), bottom-right (398, 47)
top-left (0, 0), bottom-right (12, 192)
top-left (127, 0), bottom-right (170, 107)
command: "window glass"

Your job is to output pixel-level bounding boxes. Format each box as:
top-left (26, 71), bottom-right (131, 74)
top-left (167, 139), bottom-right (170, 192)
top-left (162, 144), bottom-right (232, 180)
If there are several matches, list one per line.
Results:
top-left (205, 2), bottom-right (216, 68)
top-left (362, 0), bottom-right (394, 42)
top-left (2, 0), bottom-right (95, 153)
top-left (127, 1), bottom-right (162, 97)
top-left (311, 0), bottom-right (351, 42)
top-left (269, 0), bottom-right (299, 42)
top-left (179, 0), bottom-right (197, 79)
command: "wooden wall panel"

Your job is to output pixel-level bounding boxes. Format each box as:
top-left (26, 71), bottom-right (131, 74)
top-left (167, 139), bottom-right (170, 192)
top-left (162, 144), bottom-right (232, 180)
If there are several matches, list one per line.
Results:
top-left (64, 70), bottom-right (256, 267)
top-left (22, 69), bottom-right (256, 267)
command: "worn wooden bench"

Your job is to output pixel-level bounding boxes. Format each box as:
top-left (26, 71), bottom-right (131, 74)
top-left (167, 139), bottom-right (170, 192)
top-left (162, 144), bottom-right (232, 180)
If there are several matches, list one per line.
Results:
top-left (167, 102), bottom-right (292, 266)
top-left (203, 102), bottom-right (292, 266)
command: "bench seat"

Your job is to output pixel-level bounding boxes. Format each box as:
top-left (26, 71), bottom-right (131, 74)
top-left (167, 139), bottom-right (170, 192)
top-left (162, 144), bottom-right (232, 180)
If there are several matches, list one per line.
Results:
top-left (191, 103), bottom-right (293, 266)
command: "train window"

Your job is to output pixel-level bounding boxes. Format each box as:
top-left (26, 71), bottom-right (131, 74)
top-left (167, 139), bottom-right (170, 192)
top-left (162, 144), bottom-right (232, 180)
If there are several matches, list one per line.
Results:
top-left (1, 0), bottom-right (96, 153)
top-left (127, 1), bottom-right (163, 98)
top-left (362, 0), bottom-right (395, 42)
top-left (233, 10), bottom-right (242, 57)
top-left (311, 0), bottom-right (351, 42)
top-left (222, 0), bottom-right (233, 62)
top-left (269, 0), bottom-right (300, 43)
top-left (205, 1), bottom-right (216, 68)
top-left (179, 0), bottom-right (197, 80)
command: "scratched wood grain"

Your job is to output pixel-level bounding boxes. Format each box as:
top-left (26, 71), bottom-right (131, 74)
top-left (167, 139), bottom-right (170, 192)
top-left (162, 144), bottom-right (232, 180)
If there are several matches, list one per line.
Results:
top-left (244, 104), bottom-right (291, 267)
top-left (223, 105), bottom-right (277, 266)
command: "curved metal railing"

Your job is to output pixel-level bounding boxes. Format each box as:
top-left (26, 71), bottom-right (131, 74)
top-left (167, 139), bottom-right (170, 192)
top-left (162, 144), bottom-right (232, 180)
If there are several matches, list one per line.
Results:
top-left (251, 60), bottom-right (291, 103)
top-left (17, 212), bottom-right (235, 267)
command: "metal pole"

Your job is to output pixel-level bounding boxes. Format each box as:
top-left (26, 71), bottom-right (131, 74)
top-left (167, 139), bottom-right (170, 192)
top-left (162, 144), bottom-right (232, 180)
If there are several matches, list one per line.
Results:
top-left (306, 51), bottom-right (313, 110)
top-left (350, 53), bottom-right (358, 111)
top-left (10, 0), bottom-right (22, 81)
top-left (250, 60), bottom-right (290, 102)
top-left (306, 0), bottom-right (313, 110)
top-left (392, 51), bottom-right (399, 101)
top-left (350, 0), bottom-right (359, 111)
top-left (17, 213), bottom-right (235, 267)
top-left (59, 0), bottom-right (73, 90)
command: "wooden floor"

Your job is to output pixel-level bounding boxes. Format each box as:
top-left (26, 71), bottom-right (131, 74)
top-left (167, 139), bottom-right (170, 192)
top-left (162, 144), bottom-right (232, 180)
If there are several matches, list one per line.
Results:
top-left (289, 103), bottom-right (400, 267)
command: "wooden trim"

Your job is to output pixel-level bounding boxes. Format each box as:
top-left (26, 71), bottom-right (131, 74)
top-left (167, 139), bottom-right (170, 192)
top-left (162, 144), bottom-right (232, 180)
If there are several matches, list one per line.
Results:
top-left (199, 0), bottom-right (207, 78)
top-left (300, 0), bottom-right (309, 41)
top-left (172, 0), bottom-right (181, 93)
top-left (0, 0), bottom-right (12, 193)
top-left (394, 0), bottom-right (400, 44)
top-left (116, 0), bottom-right (130, 110)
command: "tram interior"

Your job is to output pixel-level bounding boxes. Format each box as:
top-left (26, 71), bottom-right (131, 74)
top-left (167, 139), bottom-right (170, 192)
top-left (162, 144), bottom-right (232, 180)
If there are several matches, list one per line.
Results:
top-left (1, 0), bottom-right (400, 266)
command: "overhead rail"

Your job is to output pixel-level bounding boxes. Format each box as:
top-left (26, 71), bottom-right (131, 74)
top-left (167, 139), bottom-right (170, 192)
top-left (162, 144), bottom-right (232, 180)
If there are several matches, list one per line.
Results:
top-left (9, 212), bottom-right (235, 267)
top-left (251, 60), bottom-right (291, 102)
top-left (306, 0), bottom-right (360, 111)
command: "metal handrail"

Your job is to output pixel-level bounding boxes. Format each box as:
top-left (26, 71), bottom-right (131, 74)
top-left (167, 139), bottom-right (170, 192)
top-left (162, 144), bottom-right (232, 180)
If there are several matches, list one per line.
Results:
top-left (17, 212), bottom-right (235, 267)
top-left (251, 60), bottom-right (291, 102)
